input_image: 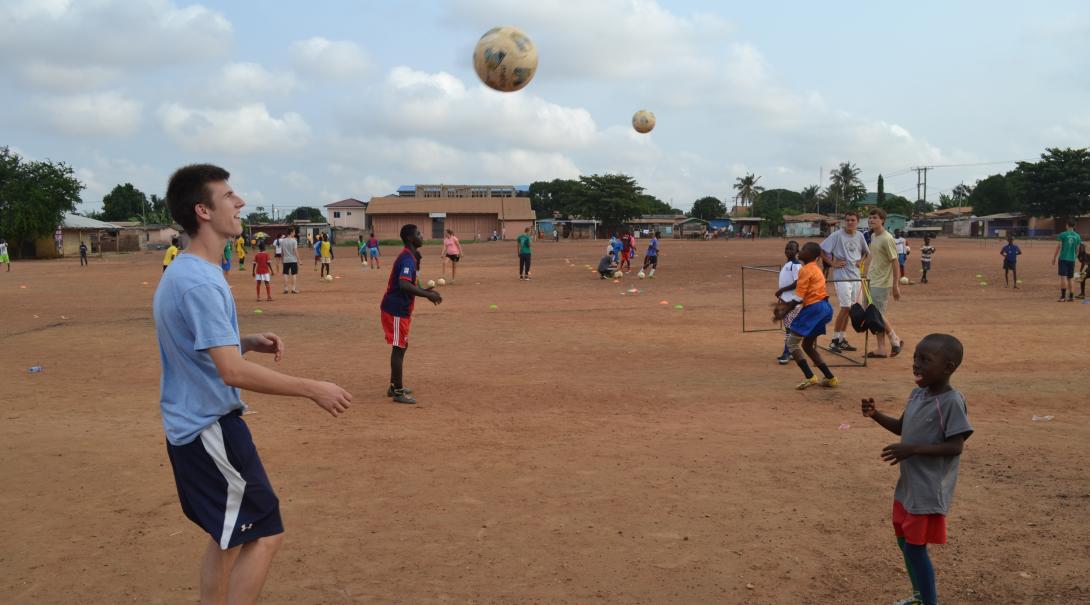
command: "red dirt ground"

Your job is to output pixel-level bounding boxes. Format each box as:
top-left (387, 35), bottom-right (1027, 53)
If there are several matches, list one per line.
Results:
top-left (1, 237), bottom-right (1087, 604)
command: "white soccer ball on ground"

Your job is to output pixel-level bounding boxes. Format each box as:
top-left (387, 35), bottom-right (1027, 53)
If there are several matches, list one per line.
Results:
top-left (613, 271), bottom-right (623, 278)
top-left (426, 279), bottom-right (436, 289)
top-left (473, 26), bottom-right (537, 92)
top-left (437, 278), bottom-right (446, 286)
top-left (324, 275), bottom-right (333, 282)
top-left (638, 271), bottom-right (646, 279)
top-left (900, 276), bottom-right (909, 285)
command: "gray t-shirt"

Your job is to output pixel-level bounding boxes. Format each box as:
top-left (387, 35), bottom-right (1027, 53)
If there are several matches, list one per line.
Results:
top-left (280, 237), bottom-right (298, 263)
top-left (894, 387), bottom-right (973, 515)
top-left (821, 229), bottom-right (869, 280)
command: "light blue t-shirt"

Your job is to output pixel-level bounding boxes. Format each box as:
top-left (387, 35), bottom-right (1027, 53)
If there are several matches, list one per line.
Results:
top-left (153, 253), bottom-right (244, 446)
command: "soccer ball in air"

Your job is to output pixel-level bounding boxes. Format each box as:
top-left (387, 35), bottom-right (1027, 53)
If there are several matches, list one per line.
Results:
top-left (632, 109), bottom-right (656, 133)
top-left (437, 278), bottom-right (446, 286)
top-left (324, 275), bottom-right (333, 282)
top-left (900, 277), bottom-right (909, 285)
top-left (638, 271), bottom-right (646, 279)
top-left (473, 26), bottom-right (537, 92)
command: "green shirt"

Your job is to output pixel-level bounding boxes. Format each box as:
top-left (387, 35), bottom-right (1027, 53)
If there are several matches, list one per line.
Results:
top-left (1058, 230), bottom-right (1081, 262)
top-left (223, 242), bottom-right (231, 260)
top-left (517, 233), bottom-right (532, 254)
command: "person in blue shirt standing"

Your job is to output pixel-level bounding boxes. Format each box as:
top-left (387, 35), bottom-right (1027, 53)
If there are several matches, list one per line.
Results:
top-left (642, 230), bottom-right (660, 278)
top-left (1000, 234), bottom-right (1021, 289)
top-left (381, 224), bottom-right (442, 403)
top-left (154, 164), bottom-right (352, 604)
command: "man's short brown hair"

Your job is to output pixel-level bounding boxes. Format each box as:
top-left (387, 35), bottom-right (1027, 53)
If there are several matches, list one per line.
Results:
top-left (166, 164), bottom-right (230, 235)
top-left (869, 207), bottom-right (887, 220)
top-left (844, 210), bottom-right (859, 219)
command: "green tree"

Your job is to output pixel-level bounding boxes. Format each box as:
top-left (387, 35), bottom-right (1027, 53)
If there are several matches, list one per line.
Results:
top-left (0, 147), bottom-right (83, 253)
top-left (733, 173), bottom-right (764, 206)
top-left (101, 183), bottom-right (149, 222)
top-left (688, 196), bottom-right (726, 220)
top-left (567, 173), bottom-right (648, 230)
top-left (951, 182), bottom-right (974, 203)
top-left (752, 188), bottom-right (803, 234)
top-left (285, 206), bottom-right (324, 221)
top-left (146, 194), bottom-right (172, 224)
top-left (937, 193), bottom-right (958, 209)
top-left (245, 206), bottom-right (271, 225)
top-left (825, 162), bottom-right (866, 215)
top-left (528, 178), bottom-right (583, 217)
top-left (967, 173), bottom-right (1020, 216)
top-left (1014, 147), bottom-right (1090, 221)
top-left (879, 194), bottom-right (914, 218)
top-left (914, 199), bottom-right (934, 214)
top-left (640, 194), bottom-right (678, 215)
top-left (799, 185), bottom-right (821, 213)
top-left (876, 174), bottom-right (885, 207)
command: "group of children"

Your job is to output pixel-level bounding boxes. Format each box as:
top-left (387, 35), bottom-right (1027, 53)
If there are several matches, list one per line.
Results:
top-left (597, 230), bottom-right (660, 279)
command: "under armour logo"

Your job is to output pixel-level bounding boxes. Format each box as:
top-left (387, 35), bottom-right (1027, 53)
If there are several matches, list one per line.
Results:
top-left (239, 523), bottom-right (253, 532)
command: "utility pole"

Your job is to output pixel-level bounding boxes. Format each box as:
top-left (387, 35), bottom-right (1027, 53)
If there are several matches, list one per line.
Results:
top-left (914, 166), bottom-right (932, 206)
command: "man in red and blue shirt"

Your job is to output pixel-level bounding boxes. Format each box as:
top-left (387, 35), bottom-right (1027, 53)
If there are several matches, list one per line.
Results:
top-left (381, 224), bottom-right (442, 404)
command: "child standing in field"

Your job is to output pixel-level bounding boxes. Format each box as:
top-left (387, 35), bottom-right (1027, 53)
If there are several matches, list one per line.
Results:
top-left (252, 242), bottom-right (274, 301)
top-left (642, 230), bottom-right (660, 278)
top-left (367, 232), bottom-right (380, 270)
top-left (163, 237), bottom-right (180, 273)
top-left (235, 234), bottom-right (246, 271)
top-left (357, 235), bottom-right (368, 267)
top-left (381, 224), bottom-right (442, 404)
top-left (894, 229), bottom-right (909, 279)
top-left (0, 239), bottom-right (9, 272)
top-left (919, 236), bottom-right (935, 284)
top-left (273, 234), bottom-right (283, 272)
top-left (773, 240), bottom-right (802, 365)
top-left (442, 229), bottom-right (463, 283)
top-left (776, 242), bottom-right (838, 389)
top-left (155, 164), bottom-right (351, 603)
top-left (319, 233), bottom-right (333, 279)
top-left (1000, 234), bottom-right (1021, 289)
top-left (1077, 243), bottom-right (1088, 299)
top-left (79, 241), bottom-right (89, 266)
top-left (862, 333), bottom-right (972, 605)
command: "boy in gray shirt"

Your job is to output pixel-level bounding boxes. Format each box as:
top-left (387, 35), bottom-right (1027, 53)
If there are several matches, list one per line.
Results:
top-left (861, 333), bottom-right (972, 605)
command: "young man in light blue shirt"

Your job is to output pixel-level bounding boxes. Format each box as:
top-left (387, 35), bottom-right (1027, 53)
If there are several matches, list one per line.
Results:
top-left (154, 164), bottom-right (352, 603)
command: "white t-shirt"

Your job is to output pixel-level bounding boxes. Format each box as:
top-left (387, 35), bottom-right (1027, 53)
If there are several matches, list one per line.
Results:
top-left (894, 237), bottom-right (907, 254)
top-left (778, 260), bottom-right (802, 302)
top-left (0, 242), bottom-right (7, 256)
top-left (274, 238), bottom-right (282, 254)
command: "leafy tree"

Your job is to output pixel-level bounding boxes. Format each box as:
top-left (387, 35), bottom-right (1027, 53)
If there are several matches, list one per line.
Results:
top-left (285, 206), bottom-right (324, 222)
top-left (101, 183), bottom-right (149, 222)
top-left (914, 199), bottom-right (934, 214)
top-left (639, 194), bottom-right (678, 215)
top-left (689, 196), bottom-right (727, 220)
top-left (937, 193), bottom-right (958, 209)
top-left (146, 194), bottom-right (172, 224)
top-left (879, 194), bottom-right (914, 218)
top-left (799, 185), bottom-right (822, 214)
top-left (528, 178), bottom-right (583, 217)
top-left (951, 182), bottom-right (974, 203)
top-left (876, 174), bottom-right (886, 207)
top-left (733, 173), bottom-right (764, 206)
top-left (825, 162), bottom-right (866, 214)
top-left (245, 206), bottom-right (271, 225)
top-left (1014, 147), bottom-right (1090, 221)
top-left (0, 147), bottom-right (83, 253)
top-left (967, 174), bottom-right (1020, 216)
top-left (752, 188), bottom-right (803, 233)
top-left (567, 173), bottom-right (647, 230)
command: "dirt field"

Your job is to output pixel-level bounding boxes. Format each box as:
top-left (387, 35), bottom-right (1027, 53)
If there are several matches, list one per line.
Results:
top-left (2, 236), bottom-right (1087, 604)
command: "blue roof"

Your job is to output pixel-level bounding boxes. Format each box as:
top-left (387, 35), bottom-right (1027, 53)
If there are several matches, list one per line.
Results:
top-left (515, 184), bottom-right (529, 193)
top-left (396, 185), bottom-right (415, 193)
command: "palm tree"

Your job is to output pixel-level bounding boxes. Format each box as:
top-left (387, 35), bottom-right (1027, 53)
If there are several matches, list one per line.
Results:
top-left (825, 162), bottom-right (866, 216)
top-left (799, 185), bottom-right (821, 214)
top-left (733, 173), bottom-right (764, 206)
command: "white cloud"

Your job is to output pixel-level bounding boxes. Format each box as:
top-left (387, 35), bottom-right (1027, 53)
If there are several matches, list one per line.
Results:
top-left (19, 62), bottom-right (121, 92)
top-left (213, 63), bottom-right (300, 103)
top-left (41, 91), bottom-right (143, 137)
top-left (290, 37), bottom-right (371, 80)
top-left (158, 103), bottom-right (311, 154)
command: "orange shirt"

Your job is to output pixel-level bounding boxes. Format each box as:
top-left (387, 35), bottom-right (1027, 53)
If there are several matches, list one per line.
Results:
top-left (796, 262), bottom-right (827, 306)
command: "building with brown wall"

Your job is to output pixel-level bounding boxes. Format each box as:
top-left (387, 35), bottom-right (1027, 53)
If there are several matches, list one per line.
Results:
top-left (366, 196), bottom-right (535, 241)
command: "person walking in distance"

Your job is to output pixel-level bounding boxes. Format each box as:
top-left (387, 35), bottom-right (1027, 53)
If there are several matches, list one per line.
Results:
top-left (517, 227), bottom-right (533, 280)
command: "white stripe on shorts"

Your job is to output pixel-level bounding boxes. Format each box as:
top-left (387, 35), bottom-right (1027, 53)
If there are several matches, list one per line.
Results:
top-left (392, 317), bottom-right (400, 345)
top-left (199, 422), bottom-right (247, 550)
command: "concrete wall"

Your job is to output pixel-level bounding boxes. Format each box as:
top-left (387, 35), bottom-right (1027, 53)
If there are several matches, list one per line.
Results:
top-left (326, 208), bottom-right (366, 229)
top-left (369, 213), bottom-right (526, 241)
top-left (785, 222), bottom-right (821, 237)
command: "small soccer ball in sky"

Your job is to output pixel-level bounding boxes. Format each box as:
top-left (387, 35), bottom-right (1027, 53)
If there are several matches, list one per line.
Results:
top-left (427, 279), bottom-right (436, 289)
top-left (325, 275), bottom-right (333, 282)
top-left (437, 278), bottom-right (446, 286)
top-left (900, 276), bottom-right (909, 285)
top-left (632, 109), bottom-right (656, 133)
top-left (473, 26), bottom-right (537, 92)
top-left (613, 270), bottom-right (623, 278)
top-left (638, 271), bottom-right (646, 279)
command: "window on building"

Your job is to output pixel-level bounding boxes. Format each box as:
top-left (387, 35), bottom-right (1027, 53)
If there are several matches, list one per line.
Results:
top-left (334, 211), bottom-right (341, 218)
top-left (347, 211), bottom-right (352, 215)
top-left (423, 190), bottom-right (440, 198)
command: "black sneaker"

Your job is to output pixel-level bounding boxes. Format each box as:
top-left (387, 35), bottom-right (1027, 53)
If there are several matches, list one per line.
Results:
top-left (391, 388), bottom-right (416, 404)
top-left (777, 353), bottom-right (791, 365)
top-left (838, 339), bottom-right (858, 352)
top-left (828, 339), bottom-right (843, 353)
top-left (387, 385), bottom-right (413, 397)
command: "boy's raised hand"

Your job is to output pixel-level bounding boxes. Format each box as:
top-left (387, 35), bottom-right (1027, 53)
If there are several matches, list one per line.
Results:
top-left (861, 397), bottom-right (877, 417)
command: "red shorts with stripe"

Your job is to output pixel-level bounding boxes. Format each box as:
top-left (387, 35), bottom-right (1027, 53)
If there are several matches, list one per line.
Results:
top-left (892, 499), bottom-right (947, 545)
top-left (381, 311), bottom-right (411, 348)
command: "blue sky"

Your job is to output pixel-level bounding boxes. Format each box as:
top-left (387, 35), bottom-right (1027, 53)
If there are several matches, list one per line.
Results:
top-left (1, 0), bottom-right (1087, 215)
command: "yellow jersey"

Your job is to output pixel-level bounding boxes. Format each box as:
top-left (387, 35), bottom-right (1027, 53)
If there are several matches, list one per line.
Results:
top-left (162, 245), bottom-right (179, 266)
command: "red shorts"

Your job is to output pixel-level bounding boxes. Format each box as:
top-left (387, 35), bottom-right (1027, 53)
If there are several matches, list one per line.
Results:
top-left (892, 500), bottom-right (947, 545)
top-left (381, 312), bottom-right (411, 348)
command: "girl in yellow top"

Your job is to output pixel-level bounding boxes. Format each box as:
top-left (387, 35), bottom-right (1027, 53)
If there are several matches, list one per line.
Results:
top-left (319, 234), bottom-right (333, 279)
top-left (235, 235), bottom-right (247, 270)
top-left (777, 242), bottom-right (838, 390)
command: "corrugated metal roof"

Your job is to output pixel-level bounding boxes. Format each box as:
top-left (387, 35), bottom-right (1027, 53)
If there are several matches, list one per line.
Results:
top-left (366, 196), bottom-right (535, 220)
top-left (61, 213), bottom-right (120, 229)
top-left (784, 213), bottom-right (834, 222)
top-left (324, 198), bottom-right (367, 208)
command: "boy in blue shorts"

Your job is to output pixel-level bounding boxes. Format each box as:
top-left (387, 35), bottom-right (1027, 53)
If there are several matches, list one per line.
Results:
top-left (1000, 234), bottom-right (1021, 288)
top-left (642, 230), bottom-right (660, 278)
top-left (862, 333), bottom-right (972, 605)
top-left (381, 224), bottom-right (442, 404)
top-left (155, 164), bottom-right (352, 603)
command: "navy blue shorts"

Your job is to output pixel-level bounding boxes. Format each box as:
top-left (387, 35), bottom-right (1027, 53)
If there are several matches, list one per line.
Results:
top-left (166, 411), bottom-right (283, 550)
top-left (1058, 259), bottom-right (1075, 278)
top-left (790, 299), bottom-right (833, 338)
